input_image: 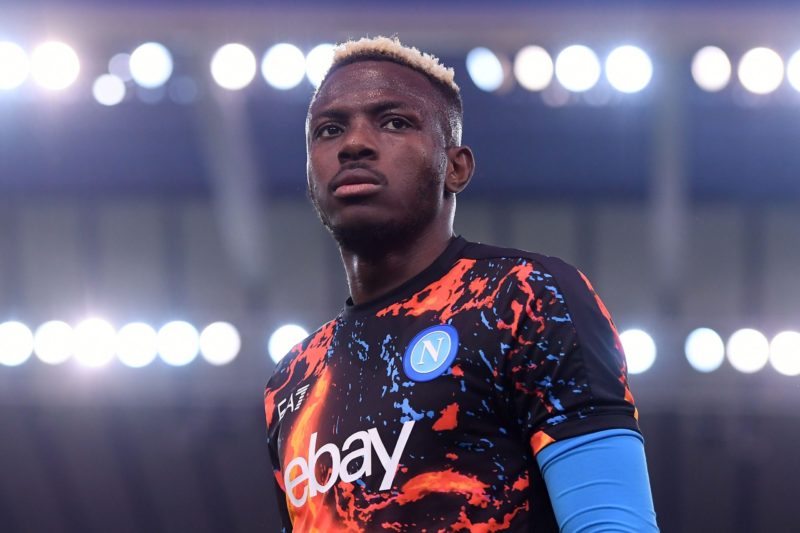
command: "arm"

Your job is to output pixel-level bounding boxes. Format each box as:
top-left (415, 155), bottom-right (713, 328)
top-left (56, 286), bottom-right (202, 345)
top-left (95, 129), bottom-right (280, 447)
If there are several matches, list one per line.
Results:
top-left (537, 428), bottom-right (659, 532)
top-left (267, 433), bottom-right (294, 532)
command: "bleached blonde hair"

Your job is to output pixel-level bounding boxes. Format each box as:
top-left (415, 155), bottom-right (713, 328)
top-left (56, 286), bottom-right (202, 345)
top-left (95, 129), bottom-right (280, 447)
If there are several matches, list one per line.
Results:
top-left (330, 36), bottom-right (459, 94)
top-left (311, 36), bottom-right (463, 146)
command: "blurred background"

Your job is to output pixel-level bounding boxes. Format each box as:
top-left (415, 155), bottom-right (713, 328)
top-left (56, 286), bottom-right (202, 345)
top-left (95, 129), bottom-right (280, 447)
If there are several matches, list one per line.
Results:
top-left (2, 0), bottom-right (800, 532)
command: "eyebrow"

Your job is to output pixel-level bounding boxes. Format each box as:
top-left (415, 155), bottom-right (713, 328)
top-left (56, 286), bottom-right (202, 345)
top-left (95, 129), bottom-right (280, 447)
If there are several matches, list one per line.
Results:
top-left (312, 100), bottom-right (415, 122)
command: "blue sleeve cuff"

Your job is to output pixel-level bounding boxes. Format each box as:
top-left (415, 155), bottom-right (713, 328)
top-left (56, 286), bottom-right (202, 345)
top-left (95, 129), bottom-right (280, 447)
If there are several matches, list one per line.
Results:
top-left (536, 428), bottom-right (659, 532)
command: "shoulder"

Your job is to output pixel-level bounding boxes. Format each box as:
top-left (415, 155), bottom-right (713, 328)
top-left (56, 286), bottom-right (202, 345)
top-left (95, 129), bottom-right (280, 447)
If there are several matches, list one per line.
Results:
top-left (265, 317), bottom-right (339, 400)
top-left (460, 240), bottom-right (592, 297)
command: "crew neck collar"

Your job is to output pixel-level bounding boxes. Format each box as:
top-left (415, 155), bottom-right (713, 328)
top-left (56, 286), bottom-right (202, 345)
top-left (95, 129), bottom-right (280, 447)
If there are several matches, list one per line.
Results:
top-left (342, 236), bottom-right (468, 318)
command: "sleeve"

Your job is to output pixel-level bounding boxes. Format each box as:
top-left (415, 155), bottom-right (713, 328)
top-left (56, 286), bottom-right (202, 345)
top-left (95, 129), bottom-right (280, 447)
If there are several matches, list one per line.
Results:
top-left (536, 428), bottom-right (659, 532)
top-left (504, 256), bottom-right (640, 456)
top-left (267, 432), bottom-right (293, 532)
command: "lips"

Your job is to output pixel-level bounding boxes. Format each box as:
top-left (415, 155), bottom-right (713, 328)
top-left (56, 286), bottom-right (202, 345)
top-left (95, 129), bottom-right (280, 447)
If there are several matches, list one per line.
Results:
top-left (330, 168), bottom-right (383, 199)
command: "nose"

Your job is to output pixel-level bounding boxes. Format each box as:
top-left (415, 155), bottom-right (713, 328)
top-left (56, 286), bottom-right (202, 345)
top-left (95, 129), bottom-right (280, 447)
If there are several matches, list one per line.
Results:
top-left (338, 121), bottom-right (377, 163)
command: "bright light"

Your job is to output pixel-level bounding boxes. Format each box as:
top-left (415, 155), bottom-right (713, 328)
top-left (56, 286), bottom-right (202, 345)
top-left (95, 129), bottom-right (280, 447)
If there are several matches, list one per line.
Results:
top-left (770, 331), bottom-right (800, 376)
top-left (691, 46), bottom-right (731, 92)
top-left (555, 45), bottom-right (601, 93)
top-left (727, 328), bottom-right (769, 373)
top-left (785, 50), bottom-right (800, 92)
top-left (158, 321), bottom-right (199, 366)
top-left (305, 43), bottom-right (335, 88)
top-left (268, 324), bottom-right (308, 364)
top-left (199, 322), bottom-right (241, 366)
top-left (261, 43), bottom-right (306, 90)
top-left (0, 41), bottom-right (29, 90)
top-left (0, 321), bottom-right (34, 366)
top-left (116, 322), bottom-right (158, 368)
top-left (92, 74), bottom-right (126, 106)
top-left (108, 52), bottom-right (132, 82)
top-left (738, 47), bottom-right (784, 95)
top-left (466, 47), bottom-right (505, 92)
top-left (619, 329), bottom-right (656, 374)
top-left (684, 328), bottom-right (725, 373)
top-left (605, 45), bottom-right (653, 93)
top-left (30, 41), bottom-right (80, 91)
top-left (34, 321), bottom-right (73, 365)
top-left (129, 42), bottom-right (173, 89)
top-left (211, 43), bottom-right (256, 90)
top-left (73, 318), bottom-right (116, 367)
top-left (513, 46), bottom-right (553, 91)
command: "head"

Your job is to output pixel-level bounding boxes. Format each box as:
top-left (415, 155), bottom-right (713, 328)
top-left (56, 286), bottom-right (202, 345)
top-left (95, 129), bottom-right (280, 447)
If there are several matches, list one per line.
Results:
top-left (305, 36), bottom-right (475, 257)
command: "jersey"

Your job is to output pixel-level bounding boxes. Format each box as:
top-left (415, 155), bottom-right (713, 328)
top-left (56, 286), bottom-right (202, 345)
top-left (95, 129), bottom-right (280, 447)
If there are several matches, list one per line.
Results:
top-left (264, 236), bottom-right (640, 532)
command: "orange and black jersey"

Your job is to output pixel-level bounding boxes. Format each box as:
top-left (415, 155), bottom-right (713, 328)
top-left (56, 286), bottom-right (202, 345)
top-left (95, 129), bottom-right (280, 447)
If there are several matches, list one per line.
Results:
top-left (264, 236), bottom-right (640, 532)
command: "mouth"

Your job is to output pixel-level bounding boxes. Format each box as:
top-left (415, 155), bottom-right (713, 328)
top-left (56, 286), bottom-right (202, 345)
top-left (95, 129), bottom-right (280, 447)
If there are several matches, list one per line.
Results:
top-left (330, 168), bottom-right (383, 199)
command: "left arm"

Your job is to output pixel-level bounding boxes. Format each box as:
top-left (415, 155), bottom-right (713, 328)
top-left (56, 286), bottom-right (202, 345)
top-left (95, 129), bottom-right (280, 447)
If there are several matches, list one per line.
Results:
top-left (537, 428), bottom-right (659, 532)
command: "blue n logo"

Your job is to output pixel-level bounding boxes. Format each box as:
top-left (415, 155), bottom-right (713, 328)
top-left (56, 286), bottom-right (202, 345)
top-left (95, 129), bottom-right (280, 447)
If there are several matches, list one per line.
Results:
top-left (403, 325), bottom-right (459, 382)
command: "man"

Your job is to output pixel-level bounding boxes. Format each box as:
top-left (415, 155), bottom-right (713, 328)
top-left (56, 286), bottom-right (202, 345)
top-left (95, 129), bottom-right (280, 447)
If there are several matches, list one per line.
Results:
top-left (264, 36), bottom-right (658, 532)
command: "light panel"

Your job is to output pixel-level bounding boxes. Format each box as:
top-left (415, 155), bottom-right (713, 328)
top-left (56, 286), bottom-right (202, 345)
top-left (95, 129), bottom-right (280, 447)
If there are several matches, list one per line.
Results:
top-left (619, 328), bottom-right (657, 374)
top-left (261, 43), bottom-right (306, 90)
top-left (268, 324), bottom-right (308, 364)
top-left (30, 41), bottom-right (80, 91)
top-left (0, 41), bottom-right (29, 90)
top-left (555, 45), bottom-right (601, 93)
top-left (513, 45), bottom-right (553, 91)
top-left (466, 47), bottom-right (505, 92)
top-left (211, 43), bottom-right (256, 90)
top-left (691, 46), bottom-right (731, 92)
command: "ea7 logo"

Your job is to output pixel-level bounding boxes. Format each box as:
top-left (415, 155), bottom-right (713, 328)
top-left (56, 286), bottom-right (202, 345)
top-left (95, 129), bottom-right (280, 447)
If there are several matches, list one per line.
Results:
top-left (278, 384), bottom-right (310, 421)
top-left (283, 421), bottom-right (415, 508)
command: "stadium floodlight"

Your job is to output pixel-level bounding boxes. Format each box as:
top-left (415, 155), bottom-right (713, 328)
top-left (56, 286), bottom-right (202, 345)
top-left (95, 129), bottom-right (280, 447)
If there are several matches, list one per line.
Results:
top-left (738, 47), bottom-right (783, 95)
top-left (305, 43), bottom-right (335, 88)
top-left (199, 322), bottom-right (241, 366)
top-left (0, 321), bottom-right (34, 366)
top-left (727, 328), bottom-right (769, 373)
top-left (92, 74), bottom-right (126, 106)
top-left (73, 318), bottom-right (116, 367)
top-left (555, 45), bottom-right (601, 93)
top-left (605, 45), bottom-right (653, 93)
top-left (116, 322), bottom-right (158, 368)
top-left (211, 43), bottom-right (257, 90)
top-left (261, 43), bottom-right (306, 90)
top-left (785, 50), bottom-right (800, 92)
top-left (0, 41), bottom-right (30, 90)
top-left (129, 42), bottom-right (173, 89)
top-left (513, 45), bottom-right (553, 91)
top-left (466, 47), bottom-right (505, 92)
top-left (268, 324), bottom-right (308, 364)
top-left (684, 327), bottom-right (725, 373)
top-left (691, 46), bottom-right (732, 92)
top-left (30, 41), bottom-right (80, 91)
top-left (769, 331), bottom-right (800, 376)
top-left (108, 53), bottom-right (132, 82)
top-left (619, 329), bottom-right (657, 374)
top-left (157, 321), bottom-right (199, 366)
top-left (34, 320), bottom-right (74, 365)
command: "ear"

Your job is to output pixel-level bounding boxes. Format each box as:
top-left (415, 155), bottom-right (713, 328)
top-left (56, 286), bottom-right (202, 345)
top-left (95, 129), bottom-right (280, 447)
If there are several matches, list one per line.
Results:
top-left (444, 146), bottom-right (475, 194)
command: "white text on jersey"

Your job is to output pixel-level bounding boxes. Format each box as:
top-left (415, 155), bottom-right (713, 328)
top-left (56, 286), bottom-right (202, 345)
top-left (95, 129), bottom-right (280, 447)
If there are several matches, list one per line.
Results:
top-left (283, 420), bottom-right (415, 508)
top-left (278, 384), bottom-right (310, 421)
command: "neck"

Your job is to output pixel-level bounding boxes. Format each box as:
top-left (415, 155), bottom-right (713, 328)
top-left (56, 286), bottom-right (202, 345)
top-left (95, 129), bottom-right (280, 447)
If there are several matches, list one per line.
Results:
top-left (341, 224), bottom-right (454, 306)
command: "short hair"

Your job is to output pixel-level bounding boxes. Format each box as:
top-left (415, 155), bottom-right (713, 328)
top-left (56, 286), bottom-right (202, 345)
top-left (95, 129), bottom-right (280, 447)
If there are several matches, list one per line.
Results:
top-left (311, 36), bottom-right (464, 146)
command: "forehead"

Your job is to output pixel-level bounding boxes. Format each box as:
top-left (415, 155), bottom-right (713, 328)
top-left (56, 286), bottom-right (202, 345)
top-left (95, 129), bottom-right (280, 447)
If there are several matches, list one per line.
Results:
top-left (310, 60), bottom-right (441, 117)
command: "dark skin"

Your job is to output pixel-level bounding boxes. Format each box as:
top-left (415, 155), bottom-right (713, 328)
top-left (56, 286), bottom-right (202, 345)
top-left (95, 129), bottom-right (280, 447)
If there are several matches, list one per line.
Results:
top-left (307, 60), bottom-right (475, 305)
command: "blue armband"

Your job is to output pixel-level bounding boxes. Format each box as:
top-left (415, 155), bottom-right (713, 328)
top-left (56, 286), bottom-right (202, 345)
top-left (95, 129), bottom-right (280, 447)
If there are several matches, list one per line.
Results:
top-left (536, 428), bottom-right (659, 532)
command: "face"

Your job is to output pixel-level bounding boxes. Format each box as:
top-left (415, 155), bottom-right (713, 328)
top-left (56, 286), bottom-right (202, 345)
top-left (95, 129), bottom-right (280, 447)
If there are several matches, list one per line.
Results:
top-left (306, 60), bottom-right (451, 254)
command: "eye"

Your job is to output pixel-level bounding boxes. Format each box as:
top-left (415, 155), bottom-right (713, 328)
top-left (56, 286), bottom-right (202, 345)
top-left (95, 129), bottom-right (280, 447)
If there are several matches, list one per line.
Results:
top-left (316, 124), bottom-right (343, 138)
top-left (383, 117), bottom-right (411, 131)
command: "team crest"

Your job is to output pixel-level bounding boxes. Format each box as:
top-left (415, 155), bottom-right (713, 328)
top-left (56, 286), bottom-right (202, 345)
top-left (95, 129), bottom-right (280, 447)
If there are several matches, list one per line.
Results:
top-left (403, 325), bottom-right (459, 382)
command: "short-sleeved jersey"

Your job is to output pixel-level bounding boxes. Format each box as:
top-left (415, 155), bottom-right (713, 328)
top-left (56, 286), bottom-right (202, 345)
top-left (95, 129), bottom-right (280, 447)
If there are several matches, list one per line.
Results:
top-left (264, 237), bottom-right (639, 532)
